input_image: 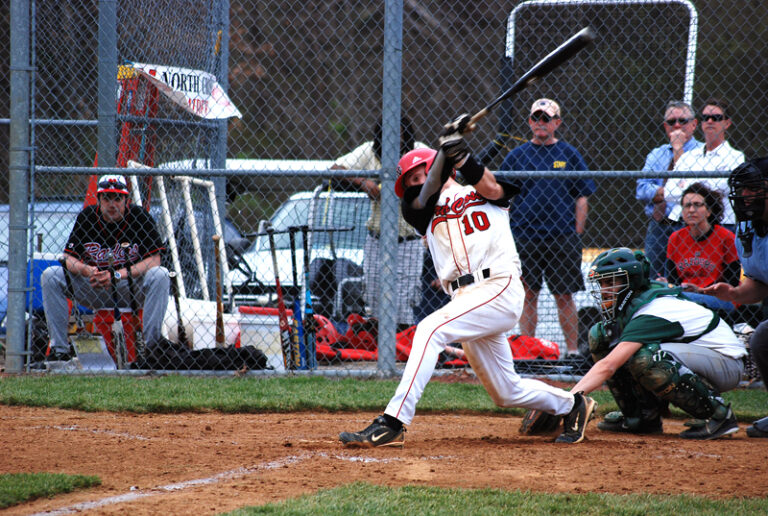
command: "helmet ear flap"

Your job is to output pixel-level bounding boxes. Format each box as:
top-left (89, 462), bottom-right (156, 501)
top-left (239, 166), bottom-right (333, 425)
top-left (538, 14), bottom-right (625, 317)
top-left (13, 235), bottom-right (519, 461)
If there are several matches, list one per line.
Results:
top-left (633, 250), bottom-right (651, 284)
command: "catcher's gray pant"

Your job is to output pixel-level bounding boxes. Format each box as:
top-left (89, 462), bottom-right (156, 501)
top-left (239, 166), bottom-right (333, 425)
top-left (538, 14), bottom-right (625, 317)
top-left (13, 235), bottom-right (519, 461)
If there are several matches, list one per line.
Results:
top-left (41, 265), bottom-right (170, 353)
top-left (660, 342), bottom-right (744, 393)
top-left (750, 319), bottom-right (768, 388)
top-left (363, 234), bottom-right (424, 326)
top-left (384, 274), bottom-right (575, 426)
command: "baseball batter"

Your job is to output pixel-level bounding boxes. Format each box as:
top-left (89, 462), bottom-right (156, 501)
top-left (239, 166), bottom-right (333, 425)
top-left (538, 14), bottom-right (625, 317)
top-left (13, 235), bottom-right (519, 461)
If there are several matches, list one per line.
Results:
top-left (339, 117), bottom-right (596, 447)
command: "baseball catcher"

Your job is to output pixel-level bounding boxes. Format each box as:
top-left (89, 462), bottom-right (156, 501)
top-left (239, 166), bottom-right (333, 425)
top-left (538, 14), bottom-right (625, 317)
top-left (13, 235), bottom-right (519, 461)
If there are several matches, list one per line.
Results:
top-left (564, 247), bottom-right (746, 439)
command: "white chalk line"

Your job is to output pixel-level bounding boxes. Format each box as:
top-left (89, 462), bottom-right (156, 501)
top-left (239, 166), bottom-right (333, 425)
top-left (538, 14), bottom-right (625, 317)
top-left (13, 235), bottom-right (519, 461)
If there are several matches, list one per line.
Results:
top-left (30, 451), bottom-right (419, 515)
top-left (28, 424), bottom-right (151, 441)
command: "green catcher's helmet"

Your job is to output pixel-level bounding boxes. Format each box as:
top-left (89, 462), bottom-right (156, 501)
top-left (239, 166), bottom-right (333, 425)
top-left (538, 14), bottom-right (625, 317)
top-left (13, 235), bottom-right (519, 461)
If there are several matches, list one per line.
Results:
top-left (588, 247), bottom-right (651, 324)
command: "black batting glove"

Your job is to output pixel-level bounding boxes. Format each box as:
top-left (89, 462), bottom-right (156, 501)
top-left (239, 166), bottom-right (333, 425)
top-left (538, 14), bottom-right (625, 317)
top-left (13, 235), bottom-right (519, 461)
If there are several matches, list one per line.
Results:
top-left (438, 132), bottom-right (470, 168)
top-left (441, 113), bottom-right (472, 136)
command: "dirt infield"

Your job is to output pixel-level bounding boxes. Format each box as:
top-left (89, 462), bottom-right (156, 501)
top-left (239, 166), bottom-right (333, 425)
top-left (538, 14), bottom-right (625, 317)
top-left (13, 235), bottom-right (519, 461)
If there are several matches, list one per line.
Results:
top-left (3, 394), bottom-right (768, 515)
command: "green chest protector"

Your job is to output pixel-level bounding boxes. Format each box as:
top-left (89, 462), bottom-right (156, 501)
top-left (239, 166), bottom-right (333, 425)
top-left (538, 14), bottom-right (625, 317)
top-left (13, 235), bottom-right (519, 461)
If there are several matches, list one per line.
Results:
top-left (589, 283), bottom-right (720, 357)
top-left (616, 283), bottom-right (684, 329)
top-left (618, 283), bottom-right (720, 343)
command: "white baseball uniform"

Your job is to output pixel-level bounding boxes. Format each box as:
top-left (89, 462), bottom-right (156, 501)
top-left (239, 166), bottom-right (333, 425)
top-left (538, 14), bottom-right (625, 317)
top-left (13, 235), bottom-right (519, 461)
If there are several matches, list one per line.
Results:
top-left (385, 180), bottom-right (575, 425)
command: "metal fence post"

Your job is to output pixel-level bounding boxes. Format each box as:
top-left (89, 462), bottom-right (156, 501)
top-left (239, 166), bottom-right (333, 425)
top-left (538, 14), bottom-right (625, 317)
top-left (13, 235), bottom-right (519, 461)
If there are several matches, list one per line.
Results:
top-left (377, 0), bottom-right (404, 376)
top-left (97, 0), bottom-right (117, 168)
top-left (7, 0), bottom-right (32, 372)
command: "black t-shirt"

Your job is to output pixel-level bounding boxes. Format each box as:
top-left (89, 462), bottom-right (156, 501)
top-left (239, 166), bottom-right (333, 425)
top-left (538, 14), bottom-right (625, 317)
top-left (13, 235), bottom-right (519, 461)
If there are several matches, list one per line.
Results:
top-left (64, 205), bottom-right (165, 268)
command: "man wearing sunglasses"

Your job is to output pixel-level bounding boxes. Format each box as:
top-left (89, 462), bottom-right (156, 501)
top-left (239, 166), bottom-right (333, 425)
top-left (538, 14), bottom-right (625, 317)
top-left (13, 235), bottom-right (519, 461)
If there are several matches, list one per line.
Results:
top-left (41, 175), bottom-right (169, 363)
top-left (501, 98), bottom-right (595, 356)
top-left (637, 100), bottom-right (703, 278)
top-left (665, 97), bottom-right (745, 232)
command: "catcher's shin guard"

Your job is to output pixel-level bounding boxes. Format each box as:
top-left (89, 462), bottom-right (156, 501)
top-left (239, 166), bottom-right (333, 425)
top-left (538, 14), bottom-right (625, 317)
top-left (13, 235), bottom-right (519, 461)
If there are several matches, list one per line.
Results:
top-left (603, 365), bottom-right (665, 432)
top-left (627, 344), bottom-right (725, 420)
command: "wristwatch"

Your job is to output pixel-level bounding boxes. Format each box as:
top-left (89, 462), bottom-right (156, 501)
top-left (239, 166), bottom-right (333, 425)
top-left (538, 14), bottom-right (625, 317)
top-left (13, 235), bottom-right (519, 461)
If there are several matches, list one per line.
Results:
top-left (113, 271), bottom-right (122, 280)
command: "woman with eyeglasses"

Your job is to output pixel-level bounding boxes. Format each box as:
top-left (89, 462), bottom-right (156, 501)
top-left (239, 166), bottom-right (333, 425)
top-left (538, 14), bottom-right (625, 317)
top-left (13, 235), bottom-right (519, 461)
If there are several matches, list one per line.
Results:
top-left (662, 182), bottom-right (740, 315)
top-left (664, 97), bottom-right (745, 231)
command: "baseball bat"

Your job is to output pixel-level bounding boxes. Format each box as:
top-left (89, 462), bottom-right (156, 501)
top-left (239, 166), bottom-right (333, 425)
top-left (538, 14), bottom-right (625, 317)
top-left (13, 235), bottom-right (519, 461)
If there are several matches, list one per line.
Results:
top-left (168, 271), bottom-right (190, 348)
top-left (121, 242), bottom-right (145, 359)
top-left (300, 225), bottom-right (317, 369)
top-left (266, 223), bottom-right (296, 370)
top-left (212, 234), bottom-right (226, 347)
top-left (288, 226), bottom-right (303, 368)
top-left (466, 26), bottom-right (596, 131)
top-left (106, 249), bottom-right (128, 369)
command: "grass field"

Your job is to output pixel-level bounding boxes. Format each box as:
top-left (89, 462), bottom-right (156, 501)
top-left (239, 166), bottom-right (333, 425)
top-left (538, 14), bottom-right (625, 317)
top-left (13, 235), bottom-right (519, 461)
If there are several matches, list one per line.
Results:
top-left (1, 375), bottom-right (767, 513)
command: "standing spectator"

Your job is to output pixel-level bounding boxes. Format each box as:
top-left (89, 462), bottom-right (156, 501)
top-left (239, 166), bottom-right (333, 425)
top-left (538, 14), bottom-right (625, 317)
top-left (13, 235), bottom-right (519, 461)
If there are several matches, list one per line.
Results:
top-left (502, 98), bottom-right (596, 355)
top-left (636, 100), bottom-right (703, 277)
top-left (666, 97), bottom-right (745, 231)
top-left (332, 116), bottom-right (427, 330)
top-left (41, 175), bottom-right (169, 362)
top-left (703, 158), bottom-right (768, 438)
top-left (663, 182), bottom-right (739, 315)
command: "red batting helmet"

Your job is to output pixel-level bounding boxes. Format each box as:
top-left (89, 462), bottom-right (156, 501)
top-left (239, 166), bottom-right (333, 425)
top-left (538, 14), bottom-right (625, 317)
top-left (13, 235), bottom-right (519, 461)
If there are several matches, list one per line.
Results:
top-left (394, 148), bottom-right (437, 198)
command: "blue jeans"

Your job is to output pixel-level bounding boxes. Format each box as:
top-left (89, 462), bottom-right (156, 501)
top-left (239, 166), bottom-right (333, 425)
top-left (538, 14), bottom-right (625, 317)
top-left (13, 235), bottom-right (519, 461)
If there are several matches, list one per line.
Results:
top-left (644, 219), bottom-right (682, 278)
top-left (681, 292), bottom-right (736, 314)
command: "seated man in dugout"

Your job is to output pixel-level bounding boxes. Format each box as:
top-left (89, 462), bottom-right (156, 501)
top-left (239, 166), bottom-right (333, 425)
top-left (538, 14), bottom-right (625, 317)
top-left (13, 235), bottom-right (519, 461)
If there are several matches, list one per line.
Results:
top-left (41, 175), bottom-right (169, 363)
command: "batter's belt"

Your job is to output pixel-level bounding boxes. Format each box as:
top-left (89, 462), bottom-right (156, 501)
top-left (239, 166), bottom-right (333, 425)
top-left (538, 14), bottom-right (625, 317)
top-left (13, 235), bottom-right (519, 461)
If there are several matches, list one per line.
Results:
top-left (449, 268), bottom-right (491, 293)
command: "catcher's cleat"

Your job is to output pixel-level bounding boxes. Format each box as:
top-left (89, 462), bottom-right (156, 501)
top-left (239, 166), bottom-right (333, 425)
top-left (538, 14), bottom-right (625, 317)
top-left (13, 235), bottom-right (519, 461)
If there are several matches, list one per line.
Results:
top-left (555, 392), bottom-right (597, 444)
top-left (679, 405), bottom-right (738, 440)
top-left (746, 416), bottom-right (768, 438)
top-left (597, 411), bottom-right (663, 434)
top-left (339, 415), bottom-right (405, 448)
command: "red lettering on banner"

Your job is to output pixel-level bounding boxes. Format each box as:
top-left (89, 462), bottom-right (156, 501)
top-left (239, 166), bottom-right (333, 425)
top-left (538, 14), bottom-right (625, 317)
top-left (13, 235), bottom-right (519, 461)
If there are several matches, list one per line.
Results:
top-left (188, 98), bottom-right (210, 116)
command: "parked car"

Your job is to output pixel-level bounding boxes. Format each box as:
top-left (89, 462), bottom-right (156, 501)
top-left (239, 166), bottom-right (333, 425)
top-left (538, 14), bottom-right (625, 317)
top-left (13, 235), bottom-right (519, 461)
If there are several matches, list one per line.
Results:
top-left (0, 200), bottom-right (84, 328)
top-left (0, 198), bottom-right (246, 339)
top-left (228, 187), bottom-right (371, 319)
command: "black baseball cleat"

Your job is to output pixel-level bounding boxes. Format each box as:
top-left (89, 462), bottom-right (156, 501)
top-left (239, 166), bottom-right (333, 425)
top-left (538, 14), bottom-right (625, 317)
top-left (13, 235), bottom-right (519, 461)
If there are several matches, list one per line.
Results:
top-left (47, 349), bottom-right (73, 362)
top-left (339, 415), bottom-right (405, 448)
top-left (746, 416), bottom-right (768, 438)
top-left (679, 405), bottom-right (738, 440)
top-left (597, 411), bottom-right (663, 434)
top-left (555, 392), bottom-right (597, 444)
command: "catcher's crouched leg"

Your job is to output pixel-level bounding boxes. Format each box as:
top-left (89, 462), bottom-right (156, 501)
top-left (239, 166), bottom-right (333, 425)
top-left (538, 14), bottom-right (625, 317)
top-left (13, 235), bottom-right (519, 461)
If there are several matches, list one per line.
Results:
top-left (519, 409), bottom-right (563, 435)
top-left (597, 365), bottom-right (665, 434)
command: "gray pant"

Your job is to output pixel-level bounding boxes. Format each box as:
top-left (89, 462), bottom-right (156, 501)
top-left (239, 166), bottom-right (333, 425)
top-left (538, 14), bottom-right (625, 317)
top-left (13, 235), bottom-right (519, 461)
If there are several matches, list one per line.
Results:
top-left (661, 342), bottom-right (744, 393)
top-left (750, 319), bottom-right (768, 387)
top-left (363, 234), bottom-right (424, 327)
top-left (41, 265), bottom-right (170, 352)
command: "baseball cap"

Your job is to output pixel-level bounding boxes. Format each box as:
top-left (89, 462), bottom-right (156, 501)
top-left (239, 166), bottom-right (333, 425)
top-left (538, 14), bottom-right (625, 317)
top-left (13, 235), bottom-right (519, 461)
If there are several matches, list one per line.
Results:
top-left (530, 98), bottom-right (561, 118)
top-left (96, 174), bottom-right (130, 196)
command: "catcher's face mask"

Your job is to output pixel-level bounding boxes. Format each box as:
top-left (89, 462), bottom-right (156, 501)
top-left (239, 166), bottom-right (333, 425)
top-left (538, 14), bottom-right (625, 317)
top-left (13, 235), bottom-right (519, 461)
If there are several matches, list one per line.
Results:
top-left (729, 163), bottom-right (768, 222)
top-left (590, 270), bottom-right (631, 324)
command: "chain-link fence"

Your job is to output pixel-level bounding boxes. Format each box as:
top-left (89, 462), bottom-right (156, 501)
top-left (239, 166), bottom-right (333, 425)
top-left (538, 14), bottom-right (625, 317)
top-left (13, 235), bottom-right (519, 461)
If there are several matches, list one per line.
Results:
top-left (2, 0), bottom-right (766, 375)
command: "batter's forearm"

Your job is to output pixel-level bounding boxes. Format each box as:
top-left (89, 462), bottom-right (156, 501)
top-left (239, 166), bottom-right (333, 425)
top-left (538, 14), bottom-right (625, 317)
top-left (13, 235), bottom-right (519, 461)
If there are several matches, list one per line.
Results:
top-left (414, 150), bottom-right (448, 209)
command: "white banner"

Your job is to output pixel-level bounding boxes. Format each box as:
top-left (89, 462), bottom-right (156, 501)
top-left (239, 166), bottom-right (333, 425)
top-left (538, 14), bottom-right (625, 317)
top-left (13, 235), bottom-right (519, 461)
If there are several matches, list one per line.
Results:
top-left (127, 62), bottom-right (242, 119)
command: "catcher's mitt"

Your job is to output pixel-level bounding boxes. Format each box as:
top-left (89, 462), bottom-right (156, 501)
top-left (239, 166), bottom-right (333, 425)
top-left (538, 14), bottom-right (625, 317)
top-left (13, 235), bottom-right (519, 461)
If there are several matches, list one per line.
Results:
top-left (519, 409), bottom-right (562, 435)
